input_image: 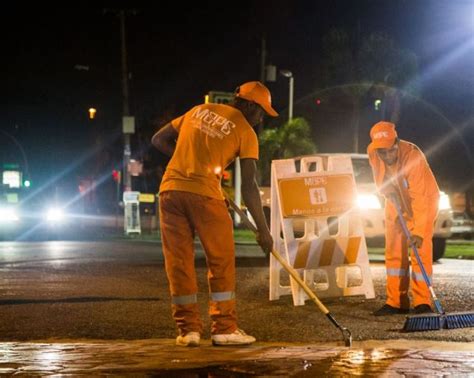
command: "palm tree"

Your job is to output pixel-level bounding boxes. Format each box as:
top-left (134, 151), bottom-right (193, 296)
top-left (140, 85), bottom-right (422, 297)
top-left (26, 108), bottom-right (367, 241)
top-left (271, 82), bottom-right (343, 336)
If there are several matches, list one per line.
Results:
top-left (258, 117), bottom-right (317, 185)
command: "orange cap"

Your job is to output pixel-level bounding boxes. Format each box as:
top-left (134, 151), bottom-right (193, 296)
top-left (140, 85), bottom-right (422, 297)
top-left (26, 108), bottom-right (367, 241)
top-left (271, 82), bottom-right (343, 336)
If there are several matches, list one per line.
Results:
top-left (235, 81), bottom-right (278, 117)
top-left (368, 121), bottom-right (398, 150)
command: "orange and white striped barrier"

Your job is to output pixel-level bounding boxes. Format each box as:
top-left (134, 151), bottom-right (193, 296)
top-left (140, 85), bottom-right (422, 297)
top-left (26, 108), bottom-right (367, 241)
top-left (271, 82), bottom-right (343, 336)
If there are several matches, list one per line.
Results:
top-left (269, 155), bottom-right (375, 306)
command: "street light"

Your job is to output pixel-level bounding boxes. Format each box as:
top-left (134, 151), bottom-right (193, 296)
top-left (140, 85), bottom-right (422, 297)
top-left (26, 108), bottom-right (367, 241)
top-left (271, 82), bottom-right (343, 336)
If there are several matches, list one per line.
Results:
top-left (280, 69), bottom-right (294, 121)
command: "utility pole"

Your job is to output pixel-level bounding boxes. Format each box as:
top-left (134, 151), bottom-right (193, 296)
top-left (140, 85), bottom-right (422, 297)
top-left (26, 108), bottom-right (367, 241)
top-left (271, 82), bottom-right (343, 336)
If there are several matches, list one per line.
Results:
top-left (260, 35), bottom-right (267, 83)
top-left (120, 10), bottom-right (133, 192)
top-left (352, 17), bottom-right (361, 153)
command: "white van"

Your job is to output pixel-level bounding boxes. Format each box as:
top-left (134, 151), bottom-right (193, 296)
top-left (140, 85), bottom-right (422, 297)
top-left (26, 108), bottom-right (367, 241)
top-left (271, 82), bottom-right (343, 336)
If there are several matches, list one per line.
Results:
top-left (259, 153), bottom-right (453, 261)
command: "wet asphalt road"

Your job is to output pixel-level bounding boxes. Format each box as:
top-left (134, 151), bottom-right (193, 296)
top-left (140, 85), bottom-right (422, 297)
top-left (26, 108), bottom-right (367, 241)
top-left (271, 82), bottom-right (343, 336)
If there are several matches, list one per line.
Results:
top-left (0, 240), bottom-right (472, 344)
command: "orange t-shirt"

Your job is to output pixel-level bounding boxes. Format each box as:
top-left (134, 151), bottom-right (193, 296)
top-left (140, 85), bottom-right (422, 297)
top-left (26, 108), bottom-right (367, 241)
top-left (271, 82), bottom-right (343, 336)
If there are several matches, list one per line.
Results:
top-left (159, 103), bottom-right (259, 200)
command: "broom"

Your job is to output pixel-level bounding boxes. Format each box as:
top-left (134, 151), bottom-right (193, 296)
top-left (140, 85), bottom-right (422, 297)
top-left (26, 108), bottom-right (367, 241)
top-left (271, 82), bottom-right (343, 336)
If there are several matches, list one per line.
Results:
top-left (389, 194), bottom-right (474, 331)
top-left (225, 194), bottom-right (353, 347)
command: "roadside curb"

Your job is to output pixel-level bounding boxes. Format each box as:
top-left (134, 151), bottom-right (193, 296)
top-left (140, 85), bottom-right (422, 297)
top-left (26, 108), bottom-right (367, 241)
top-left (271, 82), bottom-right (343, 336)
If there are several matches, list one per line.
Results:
top-left (109, 236), bottom-right (257, 246)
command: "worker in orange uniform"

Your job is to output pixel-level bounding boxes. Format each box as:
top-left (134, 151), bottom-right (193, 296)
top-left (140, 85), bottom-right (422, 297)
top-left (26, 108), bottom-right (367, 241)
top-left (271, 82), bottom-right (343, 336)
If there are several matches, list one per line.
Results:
top-left (367, 121), bottom-right (439, 316)
top-left (151, 81), bottom-right (276, 346)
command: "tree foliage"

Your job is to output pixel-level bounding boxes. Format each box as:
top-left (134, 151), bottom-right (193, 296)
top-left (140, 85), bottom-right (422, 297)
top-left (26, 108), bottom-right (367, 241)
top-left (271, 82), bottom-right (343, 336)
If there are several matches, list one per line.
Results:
top-left (358, 33), bottom-right (418, 94)
top-left (321, 28), bottom-right (418, 93)
top-left (258, 117), bottom-right (317, 184)
top-left (319, 28), bottom-right (419, 151)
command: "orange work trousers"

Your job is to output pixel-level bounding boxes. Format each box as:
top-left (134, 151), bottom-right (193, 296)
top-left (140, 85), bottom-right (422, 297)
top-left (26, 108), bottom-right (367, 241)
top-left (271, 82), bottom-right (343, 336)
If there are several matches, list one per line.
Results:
top-left (384, 199), bottom-right (438, 309)
top-left (159, 190), bottom-right (237, 336)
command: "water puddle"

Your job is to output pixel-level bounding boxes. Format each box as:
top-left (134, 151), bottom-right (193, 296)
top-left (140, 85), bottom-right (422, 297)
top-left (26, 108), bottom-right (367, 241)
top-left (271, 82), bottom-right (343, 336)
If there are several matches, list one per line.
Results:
top-left (144, 349), bottom-right (409, 377)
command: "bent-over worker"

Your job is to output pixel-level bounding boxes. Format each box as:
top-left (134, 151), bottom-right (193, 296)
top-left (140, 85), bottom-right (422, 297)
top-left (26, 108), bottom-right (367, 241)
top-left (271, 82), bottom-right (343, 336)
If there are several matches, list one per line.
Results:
top-left (367, 121), bottom-right (439, 316)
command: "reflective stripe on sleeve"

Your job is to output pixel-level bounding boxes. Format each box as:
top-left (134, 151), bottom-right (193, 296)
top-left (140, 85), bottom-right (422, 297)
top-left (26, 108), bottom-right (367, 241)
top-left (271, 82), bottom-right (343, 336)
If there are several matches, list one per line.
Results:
top-left (171, 294), bottom-right (197, 305)
top-left (386, 268), bottom-right (409, 277)
top-left (210, 291), bottom-right (235, 302)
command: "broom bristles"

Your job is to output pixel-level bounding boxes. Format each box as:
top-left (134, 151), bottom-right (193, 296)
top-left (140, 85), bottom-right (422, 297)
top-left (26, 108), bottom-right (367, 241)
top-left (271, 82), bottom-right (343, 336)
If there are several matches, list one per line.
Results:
top-left (403, 314), bottom-right (442, 332)
top-left (403, 311), bottom-right (474, 332)
top-left (444, 312), bottom-right (474, 329)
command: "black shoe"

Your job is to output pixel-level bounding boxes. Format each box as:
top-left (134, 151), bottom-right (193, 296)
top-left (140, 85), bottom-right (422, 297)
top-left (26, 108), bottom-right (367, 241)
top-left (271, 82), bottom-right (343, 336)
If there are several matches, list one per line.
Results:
top-left (414, 304), bottom-right (434, 314)
top-left (373, 304), bottom-right (409, 316)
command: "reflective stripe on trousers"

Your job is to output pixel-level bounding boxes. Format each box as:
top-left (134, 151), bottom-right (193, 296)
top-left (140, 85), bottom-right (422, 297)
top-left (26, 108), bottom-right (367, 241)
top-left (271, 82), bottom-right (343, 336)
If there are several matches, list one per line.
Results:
top-left (160, 191), bottom-right (237, 336)
top-left (411, 271), bottom-right (431, 283)
top-left (386, 268), bottom-right (409, 277)
top-left (211, 291), bottom-right (235, 301)
top-left (172, 294), bottom-right (198, 305)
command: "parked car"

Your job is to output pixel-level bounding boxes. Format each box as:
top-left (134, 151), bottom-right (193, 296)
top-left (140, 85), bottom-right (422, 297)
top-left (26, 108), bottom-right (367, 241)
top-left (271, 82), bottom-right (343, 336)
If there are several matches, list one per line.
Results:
top-left (451, 211), bottom-right (474, 240)
top-left (259, 153), bottom-right (453, 261)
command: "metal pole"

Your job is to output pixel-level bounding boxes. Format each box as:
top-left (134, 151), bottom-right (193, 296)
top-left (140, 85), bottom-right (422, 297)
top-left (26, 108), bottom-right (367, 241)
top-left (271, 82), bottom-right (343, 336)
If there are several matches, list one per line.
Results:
top-left (353, 119), bottom-right (359, 153)
top-left (120, 10), bottom-right (132, 192)
top-left (289, 76), bottom-right (294, 121)
top-left (234, 158), bottom-right (241, 225)
top-left (260, 36), bottom-right (266, 83)
top-left (279, 70), bottom-right (293, 122)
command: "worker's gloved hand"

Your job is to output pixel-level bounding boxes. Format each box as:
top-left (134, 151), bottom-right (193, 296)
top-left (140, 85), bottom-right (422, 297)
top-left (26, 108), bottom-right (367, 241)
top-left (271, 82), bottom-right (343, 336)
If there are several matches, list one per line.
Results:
top-left (256, 229), bottom-right (273, 257)
top-left (410, 234), bottom-right (423, 249)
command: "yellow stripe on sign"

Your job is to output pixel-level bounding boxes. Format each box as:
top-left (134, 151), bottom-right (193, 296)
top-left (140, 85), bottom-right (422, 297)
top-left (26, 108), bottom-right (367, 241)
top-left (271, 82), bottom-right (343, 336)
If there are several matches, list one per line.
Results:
top-left (344, 237), bottom-right (361, 264)
top-left (139, 193), bottom-right (156, 203)
top-left (319, 239), bottom-right (336, 266)
top-left (294, 241), bottom-right (311, 269)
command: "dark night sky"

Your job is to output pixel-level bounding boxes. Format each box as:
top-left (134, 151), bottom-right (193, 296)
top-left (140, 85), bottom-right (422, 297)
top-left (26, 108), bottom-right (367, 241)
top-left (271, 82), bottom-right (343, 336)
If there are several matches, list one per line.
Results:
top-left (1, 1), bottom-right (473, 193)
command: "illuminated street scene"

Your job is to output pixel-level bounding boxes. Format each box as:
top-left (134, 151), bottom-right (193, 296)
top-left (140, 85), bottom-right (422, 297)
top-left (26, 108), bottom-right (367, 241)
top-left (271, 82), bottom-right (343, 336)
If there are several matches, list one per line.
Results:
top-left (1, 1), bottom-right (473, 376)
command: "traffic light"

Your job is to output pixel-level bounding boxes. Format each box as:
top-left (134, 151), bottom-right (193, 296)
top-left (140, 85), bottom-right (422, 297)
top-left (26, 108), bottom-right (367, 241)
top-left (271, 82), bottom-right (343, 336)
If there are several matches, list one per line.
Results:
top-left (315, 98), bottom-right (321, 105)
top-left (89, 107), bottom-right (97, 119)
top-left (112, 169), bottom-right (121, 183)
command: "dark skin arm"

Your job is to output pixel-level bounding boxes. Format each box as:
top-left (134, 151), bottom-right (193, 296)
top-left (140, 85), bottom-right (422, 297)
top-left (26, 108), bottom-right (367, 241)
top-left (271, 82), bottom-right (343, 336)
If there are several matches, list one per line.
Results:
top-left (151, 123), bottom-right (178, 157)
top-left (240, 158), bottom-right (273, 255)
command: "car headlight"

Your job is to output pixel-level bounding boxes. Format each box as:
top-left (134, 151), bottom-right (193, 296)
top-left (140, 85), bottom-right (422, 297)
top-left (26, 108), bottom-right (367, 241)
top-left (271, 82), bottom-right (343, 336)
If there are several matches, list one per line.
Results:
top-left (438, 191), bottom-right (451, 211)
top-left (0, 207), bottom-right (19, 222)
top-left (46, 208), bottom-right (64, 222)
top-left (357, 194), bottom-right (382, 210)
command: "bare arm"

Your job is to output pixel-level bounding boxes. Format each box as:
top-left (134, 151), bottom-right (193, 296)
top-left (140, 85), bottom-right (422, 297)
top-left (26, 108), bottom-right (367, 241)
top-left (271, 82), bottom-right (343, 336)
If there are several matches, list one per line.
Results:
top-left (240, 158), bottom-right (273, 254)
top-left (151, 123), bottom-right (179, 157)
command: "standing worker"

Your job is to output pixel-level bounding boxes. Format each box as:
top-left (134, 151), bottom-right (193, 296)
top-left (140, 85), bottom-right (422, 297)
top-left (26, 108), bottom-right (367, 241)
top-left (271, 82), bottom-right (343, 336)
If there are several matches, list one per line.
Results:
top-left (367, 121), bottom-right (440, 316)
top-left (151, 81), bottom-right (276, 346)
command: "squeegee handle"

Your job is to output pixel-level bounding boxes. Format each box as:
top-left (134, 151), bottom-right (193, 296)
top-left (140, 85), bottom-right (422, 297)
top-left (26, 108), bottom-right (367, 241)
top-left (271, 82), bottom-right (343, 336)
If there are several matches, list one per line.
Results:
top-left (389, 195), bottom-right (444, 314)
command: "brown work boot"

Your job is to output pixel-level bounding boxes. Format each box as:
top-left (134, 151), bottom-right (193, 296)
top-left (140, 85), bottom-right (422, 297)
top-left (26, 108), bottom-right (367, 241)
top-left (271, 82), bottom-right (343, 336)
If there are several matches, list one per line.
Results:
top-left (373, 304), bottom-right (409, 316)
